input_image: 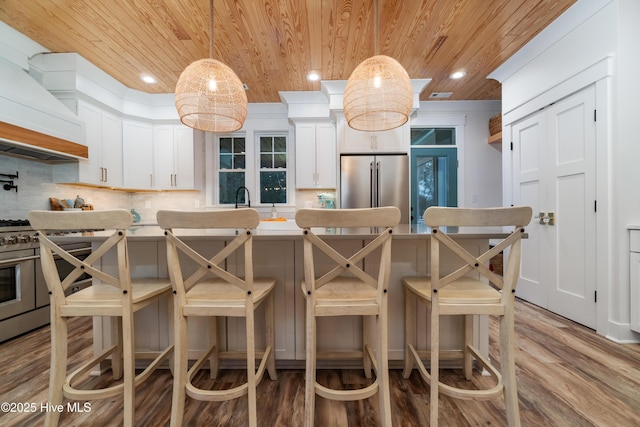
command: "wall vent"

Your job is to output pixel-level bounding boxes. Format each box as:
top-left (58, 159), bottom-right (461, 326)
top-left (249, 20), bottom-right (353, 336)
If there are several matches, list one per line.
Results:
top-left (429, 92), bottom-right (453, 99)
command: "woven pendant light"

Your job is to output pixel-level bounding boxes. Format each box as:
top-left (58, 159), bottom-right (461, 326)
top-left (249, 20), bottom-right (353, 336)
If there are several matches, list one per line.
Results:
top-left (343, 0), bottom-right (412, 132)
top-left (175, 0), bottom-right (247, 132)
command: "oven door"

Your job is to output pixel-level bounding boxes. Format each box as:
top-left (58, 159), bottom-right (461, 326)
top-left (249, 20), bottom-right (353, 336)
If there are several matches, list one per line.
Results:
top-left (35, 243), bottom-right (93, 307)
top-left (0, 249), bottom-right (36, 321)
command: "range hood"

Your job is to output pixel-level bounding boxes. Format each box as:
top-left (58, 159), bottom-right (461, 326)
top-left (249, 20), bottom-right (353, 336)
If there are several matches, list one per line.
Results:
top-left (0, 59), bottom-right (86, 161)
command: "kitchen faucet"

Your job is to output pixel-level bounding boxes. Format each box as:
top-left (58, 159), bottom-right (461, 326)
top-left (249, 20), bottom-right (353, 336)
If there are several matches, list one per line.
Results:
top-left (235, 186), bottom-right (251, 208)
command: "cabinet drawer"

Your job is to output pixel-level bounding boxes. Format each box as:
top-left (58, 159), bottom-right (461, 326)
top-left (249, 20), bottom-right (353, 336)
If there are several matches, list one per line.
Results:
top-left (631, 230), bottom-right (640, 253)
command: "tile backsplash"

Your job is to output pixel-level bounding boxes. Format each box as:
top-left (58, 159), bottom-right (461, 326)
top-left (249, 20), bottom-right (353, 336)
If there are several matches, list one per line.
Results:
top-left (0, 155), bottom-right (59, 219)
top-left (0, 155), bottom-right (204, 222)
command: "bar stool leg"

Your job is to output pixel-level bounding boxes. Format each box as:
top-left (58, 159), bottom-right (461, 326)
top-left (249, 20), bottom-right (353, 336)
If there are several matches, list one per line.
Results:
top-left (377, 313), bottom-right (392, 426)
top-left (304, 299), bottom-right (316, 427)
top-left (430, 304), bottom-right (440, 427)
top-left (208, 317), bottom-right (219, 379)
top-left (266, 292), bottom-right (277, 380)
top-left (363, 316), bottom-right (373, 378)
top-left (122, 313), bottom-right (135, 427)
top-left (170, 314), bottom-right (188, 427)
top-left (502, 307), bottom-right (521, 427)
top-left (464, 314), bottom-right (473, 380)
top-left (403, 288), bottom-right (416, 378)
top-left (246, 305), bottom-right (257, 427)
top-left (45, 314), bottom-right (67, 427)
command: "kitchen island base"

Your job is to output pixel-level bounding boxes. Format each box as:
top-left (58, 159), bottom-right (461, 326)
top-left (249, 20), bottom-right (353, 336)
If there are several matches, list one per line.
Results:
top-left (83, 226), bottom-right (501, 370)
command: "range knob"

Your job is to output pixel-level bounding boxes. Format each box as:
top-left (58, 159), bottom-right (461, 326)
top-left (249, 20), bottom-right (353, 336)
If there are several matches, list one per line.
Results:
top-left (0, 237), bottom-right (6, 246)
top-left (18, 235), bottom-right (31, 243)
top-left (6, 236), bottom-right (18, 245)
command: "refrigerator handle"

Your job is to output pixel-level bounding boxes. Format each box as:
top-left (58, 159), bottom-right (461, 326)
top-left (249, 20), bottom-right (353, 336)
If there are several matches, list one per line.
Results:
top-left (375, 161), bottom-right (380, 207)
top-left (370, 161), bottom-right (374, 208)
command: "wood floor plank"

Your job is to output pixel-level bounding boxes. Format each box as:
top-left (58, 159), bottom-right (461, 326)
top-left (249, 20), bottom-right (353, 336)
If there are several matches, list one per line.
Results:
top-left (0, 299), bottom-right (639, 426)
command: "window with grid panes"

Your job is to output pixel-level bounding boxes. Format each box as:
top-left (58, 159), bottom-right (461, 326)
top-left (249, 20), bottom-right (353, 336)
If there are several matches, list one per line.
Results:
top-left (259, 135), bottom-right (287, 204)
top-left (218, 136), bottom-right (246, 204)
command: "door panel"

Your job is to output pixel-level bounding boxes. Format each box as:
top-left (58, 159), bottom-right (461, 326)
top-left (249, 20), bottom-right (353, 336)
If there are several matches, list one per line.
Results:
top-left (546, 87), bottom-right (597, 327)
top-left (513, 114), bottom-right (546, 307)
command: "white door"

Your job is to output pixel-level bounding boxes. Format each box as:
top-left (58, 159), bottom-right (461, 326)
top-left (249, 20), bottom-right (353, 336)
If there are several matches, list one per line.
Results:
top-left (513, 85), bottom-right (597, 328)
top-left (512, 112), bottom-right (547, 308)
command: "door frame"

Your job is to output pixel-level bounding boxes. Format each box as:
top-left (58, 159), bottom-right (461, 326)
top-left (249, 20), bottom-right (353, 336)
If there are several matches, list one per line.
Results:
top-left (503, 59), bottom-right (614, 338)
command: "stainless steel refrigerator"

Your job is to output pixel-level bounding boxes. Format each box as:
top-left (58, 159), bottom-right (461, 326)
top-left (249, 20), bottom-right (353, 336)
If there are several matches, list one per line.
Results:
top-left (340, 153), bottom-right (410, 224)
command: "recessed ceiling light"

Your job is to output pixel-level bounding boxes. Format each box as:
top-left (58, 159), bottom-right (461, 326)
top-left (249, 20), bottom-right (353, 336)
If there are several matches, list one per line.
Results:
top-left (141, 74), bottom-right (157, 84)
top-left (307, 71), bottom-right (320, 81)
top-left (449, 70), bottom-right (466, 80)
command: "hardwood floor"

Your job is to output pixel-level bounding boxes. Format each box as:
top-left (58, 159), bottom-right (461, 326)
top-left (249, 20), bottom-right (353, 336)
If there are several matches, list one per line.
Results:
top-left (1, 299), bottom-right (639, 426)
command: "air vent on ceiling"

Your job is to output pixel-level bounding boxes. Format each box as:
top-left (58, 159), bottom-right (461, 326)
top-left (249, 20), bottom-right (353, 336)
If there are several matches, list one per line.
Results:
top-left (429, 92), bottom-right (452, 99)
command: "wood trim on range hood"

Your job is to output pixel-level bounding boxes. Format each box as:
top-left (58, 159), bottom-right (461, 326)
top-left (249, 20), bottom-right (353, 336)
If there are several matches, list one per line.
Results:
top-left (0, 121), bottom-right (88, 159)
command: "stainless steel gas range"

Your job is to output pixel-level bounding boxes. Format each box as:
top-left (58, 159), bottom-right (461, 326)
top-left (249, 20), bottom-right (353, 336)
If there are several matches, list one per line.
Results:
top-left (0, 219), bottom-right (91, 342)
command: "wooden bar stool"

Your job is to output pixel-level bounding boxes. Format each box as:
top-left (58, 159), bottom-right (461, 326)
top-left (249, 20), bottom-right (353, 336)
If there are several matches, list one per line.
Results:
top-left (295, 206), bottom-right (400, 427)
top-left (157, 208), bottom-right (277, 427)
top-left (29, 209), bottom-right (174, 427)
top-left (402, 206), bottom-right (532, 426)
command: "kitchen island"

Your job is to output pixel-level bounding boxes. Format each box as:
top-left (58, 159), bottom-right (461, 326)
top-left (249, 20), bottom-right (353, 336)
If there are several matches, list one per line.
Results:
top-left (59, 221), bottom-right (510, 369)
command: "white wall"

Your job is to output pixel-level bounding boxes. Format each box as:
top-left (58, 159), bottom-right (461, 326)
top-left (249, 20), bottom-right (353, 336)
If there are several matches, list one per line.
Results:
top-left (613, 0), bottom-right (640, 339)
top-left (492, 0), bottom-right (640, 341)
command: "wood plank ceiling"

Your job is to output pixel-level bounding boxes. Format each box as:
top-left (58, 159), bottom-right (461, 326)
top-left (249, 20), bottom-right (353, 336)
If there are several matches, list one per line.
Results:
top-left (0, 0), bottom-right (575, 104)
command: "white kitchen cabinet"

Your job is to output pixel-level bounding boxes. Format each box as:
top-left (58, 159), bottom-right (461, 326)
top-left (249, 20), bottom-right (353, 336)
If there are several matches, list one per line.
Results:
top-left (295, 122), bottom-right (336, 189)
top-left (338, 115), bottom-right (408, 153)
top-left (76, 100), bottom-right (123, 186)
top-left (630, 229), bottom-right (640, 333)
top-left (153, 124), bottom-right (194, 190)
top-left (122, 119), bottom-right (153, 189)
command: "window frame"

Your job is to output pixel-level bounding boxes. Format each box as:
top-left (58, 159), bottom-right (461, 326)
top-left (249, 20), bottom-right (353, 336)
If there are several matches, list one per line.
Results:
top-left (208, 131), bottom-right (291, 208)
top-left (258, 134), bottom-right (288, 205)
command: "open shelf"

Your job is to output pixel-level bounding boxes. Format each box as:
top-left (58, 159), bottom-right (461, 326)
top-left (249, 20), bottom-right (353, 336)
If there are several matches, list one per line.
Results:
top-left (488, 132), bottom-right (502, 145)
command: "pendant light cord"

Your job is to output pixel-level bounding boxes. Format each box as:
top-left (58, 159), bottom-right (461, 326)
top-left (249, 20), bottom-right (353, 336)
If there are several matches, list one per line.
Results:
top-left (374, 0), bottom-right (379, 55)
top-left (209, 0), bottom-right (214, 59)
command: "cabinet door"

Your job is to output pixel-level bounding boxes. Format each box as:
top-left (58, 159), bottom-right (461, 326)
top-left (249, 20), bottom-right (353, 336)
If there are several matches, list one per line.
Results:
top-left (173, 126), bottom-right (194, 190)
top-left (295, 123), bottom-right (336, 189)
top-left (314, 123), bottom-right (336, 188)
top-left (340, 116), bottom-right (407, 153)
top-left (153, 125), bottom-right (195, 190)
top-left (76, 101), bottom-right (102, 184)
top-left (153, 125), bottom-right (175, 189)
top-left (123, 120), bottom-right (153, 189)
top-left (295, 124), bottom-right (317, 188)
top-left (76, 101), bottom-right (123, 186)
top-left (100, 111), bottom-right (123, 187)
